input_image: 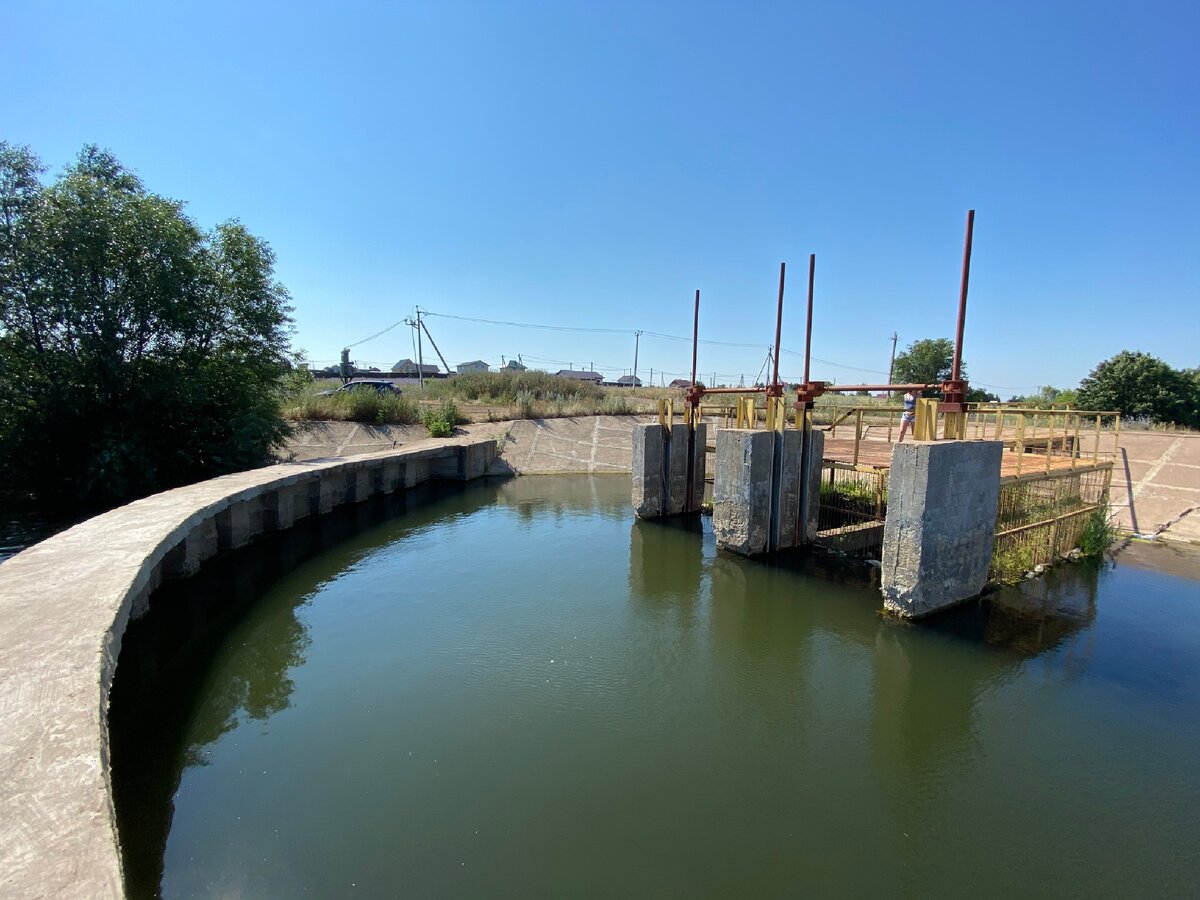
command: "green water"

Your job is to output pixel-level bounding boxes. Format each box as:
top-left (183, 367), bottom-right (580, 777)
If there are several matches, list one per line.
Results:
top-left (111, 476), bottom-right (1200, 898)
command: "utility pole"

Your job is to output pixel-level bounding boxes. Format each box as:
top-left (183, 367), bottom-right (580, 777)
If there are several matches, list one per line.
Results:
top-left (415, 310), bottom-right (424, 389)
top-left (632, 330), bottom-right (642, 386)
top-left (888, 331), bottom-right (898, 385)
top-left (649, 367), bottom-right (653, 387)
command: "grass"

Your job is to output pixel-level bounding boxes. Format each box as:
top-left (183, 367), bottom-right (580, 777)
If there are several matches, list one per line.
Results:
top-left (422, 370), bottom-right (605, 404)
top-left (287, 372), bottom-right (640, 426)
top-left (285, 389), bottom-right (420, 425)
top-left (1078, 509), bottom-right (1117, 557)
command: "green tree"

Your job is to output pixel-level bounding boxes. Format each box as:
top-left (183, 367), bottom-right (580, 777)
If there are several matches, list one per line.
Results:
top-left (891, 338), bottom-right (961, 396)
top-left (1011, 385), bottom-right (1079, 408)
top-left (0, 143), bottom-right (294, 508)
top-left (1076, 351), bottom-right (1197, 427)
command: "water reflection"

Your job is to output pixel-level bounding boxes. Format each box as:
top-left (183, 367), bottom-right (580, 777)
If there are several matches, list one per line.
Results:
top-left (111, 487), bottom-right (423, 899)
top-left (109, 477), bottom-right (1200, 897)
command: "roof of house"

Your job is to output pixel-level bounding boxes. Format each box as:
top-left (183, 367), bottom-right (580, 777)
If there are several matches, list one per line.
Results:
top-left (555, 369), bottom-right (603, 381)
top-left (668, 378), bottom-right (692, 388)
top-left (391, 358), bottom-right (440, 374)
top-left (615, 375), bottom-right (642, 385)
top-left (503, 359), bottom-right (526, 369)
top-left (457, 360), bottom-right (489, 367)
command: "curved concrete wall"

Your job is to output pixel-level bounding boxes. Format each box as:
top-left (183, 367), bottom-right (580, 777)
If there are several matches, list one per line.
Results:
top-left (0, 437), bottom-right (495, 899)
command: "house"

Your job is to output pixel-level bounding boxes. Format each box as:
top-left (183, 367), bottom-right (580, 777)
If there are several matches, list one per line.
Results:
top-left (502, 358), bottom-right (527, 372)
top-left (605, 375), bottom-right (642, 388)
top-left (668, 378), bottom-right (692, 389)
top-left (456, 360), bottom-right (490, 375)
top-left (390, 358), bottom-right (441, 377)
top-left (554, 369), bottom-right (604, 384)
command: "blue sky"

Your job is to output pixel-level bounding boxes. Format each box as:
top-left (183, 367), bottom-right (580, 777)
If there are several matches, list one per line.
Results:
top-left (5, 0), bottom-right (1197, 393)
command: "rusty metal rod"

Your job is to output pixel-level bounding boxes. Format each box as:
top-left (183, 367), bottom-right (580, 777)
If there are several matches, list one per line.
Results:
top-left (690, 289), bottom-right (700, 387)
top-left (820, 383), bottom-right (936, 393)
top-left (772, 262), bottom-right (785, 388)
top-left (951, 209), bottom-right (974, 384)
top-left (803, 254), bottom-right (815, 385)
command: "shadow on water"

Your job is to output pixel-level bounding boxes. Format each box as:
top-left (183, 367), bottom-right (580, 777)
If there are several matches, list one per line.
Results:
top-left (108, 479), bottom-right (498, 899)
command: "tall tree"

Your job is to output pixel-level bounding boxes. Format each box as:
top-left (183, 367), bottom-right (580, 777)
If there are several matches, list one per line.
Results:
top-left (0, 143), bottom-right (294, 508)
top-left (891, 338), bottom-right (961, 396)
top-left (1076, 351), bottom-right (1197, 427)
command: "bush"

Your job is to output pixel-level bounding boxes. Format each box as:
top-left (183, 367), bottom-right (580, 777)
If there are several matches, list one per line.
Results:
top-left (0, 143), bottom-right (294, 509)
top-left (420, 399), bottom-right (464, 438)
top-left (1078, 510), bottom-right (1116, 557)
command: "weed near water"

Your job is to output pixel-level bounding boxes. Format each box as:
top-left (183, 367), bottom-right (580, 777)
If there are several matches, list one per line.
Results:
top-left (420, 399), bottom-right (465, 438)
top-left (1079, 509), bottom-right (1117, 557)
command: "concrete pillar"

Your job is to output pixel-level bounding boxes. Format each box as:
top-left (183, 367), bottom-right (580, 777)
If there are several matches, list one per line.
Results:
top-left (632, 423), bottom-right (706, 518)
top-left (713, 429), bottom-right (774, 554)
top-left (881, 440), bottom-right (1003, 618)
top-left (772, 429), bottom-right (805, 550)
top-left (689, 423), bottom-right (707, 511)
top-left (381, 460), bottom-right (403, 493)
top-left (318, 472), bottom-right (344, 514)
top-left (346, 468), bottom-right (371, 503)
top-left (664, 423), bottom-right (689, 515)
top-left (801, 429), bottom-right (825, 542)
top-left (631, 423), bottom-right (665, 518)
top-left (713, 427), bottom-right (823, 555)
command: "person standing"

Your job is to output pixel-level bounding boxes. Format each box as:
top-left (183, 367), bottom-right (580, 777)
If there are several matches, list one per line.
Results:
top-left (898, 390), bottom-right (917, 442)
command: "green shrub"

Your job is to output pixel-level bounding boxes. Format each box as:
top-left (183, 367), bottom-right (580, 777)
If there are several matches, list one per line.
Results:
top-left (1078, 510), bottom-right (1116, 557)
top-left (420, 399), bottom-right (464, 438)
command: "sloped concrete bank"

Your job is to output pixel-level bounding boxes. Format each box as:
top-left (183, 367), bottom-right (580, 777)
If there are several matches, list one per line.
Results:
top-left (0, 437), bottom-right (495, 899)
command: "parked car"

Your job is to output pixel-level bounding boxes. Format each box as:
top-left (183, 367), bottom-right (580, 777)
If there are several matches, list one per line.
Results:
top-left (317, 379), bottom-right (402, 397)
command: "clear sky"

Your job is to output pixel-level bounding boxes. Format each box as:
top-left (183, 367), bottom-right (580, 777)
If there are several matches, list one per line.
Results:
top-left (5, 0), bottom-right (1197, 394)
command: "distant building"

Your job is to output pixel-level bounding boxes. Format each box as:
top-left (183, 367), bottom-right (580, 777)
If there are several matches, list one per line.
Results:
top-left (668, 378), bottom-right (692, 389)
top-left (456, 360), bottom-right (490, 375)
top-left (555, 369), bottom-right (603, 384)
top-left (391, 358), bottom-right (441, 377)
top-left (605, 375), bottom-right (642, 388)
top-left (502, 358), bottom-right (527, 372)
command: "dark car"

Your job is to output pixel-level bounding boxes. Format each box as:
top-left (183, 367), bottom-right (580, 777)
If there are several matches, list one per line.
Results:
top-left (318, 379), bottom-right (402, 397)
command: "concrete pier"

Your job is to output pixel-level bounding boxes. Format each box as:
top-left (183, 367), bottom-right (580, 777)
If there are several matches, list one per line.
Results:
top-left (631, 422), bottom-right (707, 518)
top-left (712, 427), bottom-right (824, 555)
top-left (881, 440), bottom-right (1003, 618)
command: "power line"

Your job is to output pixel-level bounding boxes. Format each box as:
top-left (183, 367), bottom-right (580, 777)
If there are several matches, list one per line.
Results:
top-left (347, 308), bottom-right (1036, 392)
top-left (344, 318), bottom-right (407, 349)
top-left (423, 311), bottom-right (631, 336)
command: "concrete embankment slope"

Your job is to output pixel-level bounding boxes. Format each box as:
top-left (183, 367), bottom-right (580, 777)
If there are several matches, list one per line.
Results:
top-left (1108, 431), bottom-right (1200, 544)
top-left (287, 415), bottom-right (646, 474)
top-left (0, 437), bottom-right (494, 900)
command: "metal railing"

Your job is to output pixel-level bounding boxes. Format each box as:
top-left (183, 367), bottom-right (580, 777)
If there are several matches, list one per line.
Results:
top-left (989, 462), bottom-right (1112, 583)
top-left (813, 462), bottom-right (889, 558)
